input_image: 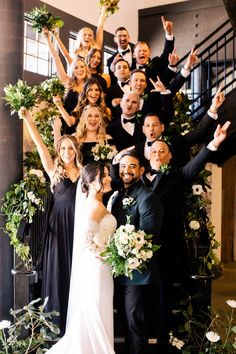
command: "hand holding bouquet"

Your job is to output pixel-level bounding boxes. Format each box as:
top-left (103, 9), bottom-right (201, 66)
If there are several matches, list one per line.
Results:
top-left (99, 0), bottom-right (120, 16)
top-left (38, 76), bottom-right (65, 103)
top-left (91, 142), bottom-right (118, 161)
top-left (101, 218), bottom-right (160, 279)
top-left (26, 5), bottom-right (64, 33)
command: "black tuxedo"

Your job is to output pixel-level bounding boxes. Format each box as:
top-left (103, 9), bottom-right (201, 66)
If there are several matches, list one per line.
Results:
top-left (107, 43), bottom-right (135, 86)
top-left (111, 179), bottom-right (163, 354)
top-left (105, 83), bottom-right (127, 120)
top-left (107, 116), bottom-right (144, 152)
top-left (142, 146), bottom-right (215, 341)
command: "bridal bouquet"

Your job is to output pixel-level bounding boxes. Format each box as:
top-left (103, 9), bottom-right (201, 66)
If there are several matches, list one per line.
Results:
top-left (101, 218), bottom-right (160, 279)
top-left (26, 5), bottom-right (64, 33)
top-left (38, 76), bottom-right (65, 102)
top-left (99, 0), bottom-right (120, 16)
top-left (4, 80), bottom-right (38, 115)
top-left (91, 142), bottom-right (117, 161)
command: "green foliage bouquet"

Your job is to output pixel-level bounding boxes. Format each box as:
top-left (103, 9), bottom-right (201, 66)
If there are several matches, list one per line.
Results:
top-left (0, 297), bottom-right (60, 354)
top-left (4, 80), bottom-right (38, 115)
top-left (99, 0), bottom-right (120, 16)
top-left (26, 5), bottom-right (64, 33)
top-left (38, 76), bottom-right (65, 103)
top-left (101, 217), bottom-right (160, 279)
top-left (91, 142), bottom-right (118, 161)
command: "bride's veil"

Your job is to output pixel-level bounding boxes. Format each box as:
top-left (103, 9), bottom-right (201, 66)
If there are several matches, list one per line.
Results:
top-left (66, 179), bottom-right (87, 327)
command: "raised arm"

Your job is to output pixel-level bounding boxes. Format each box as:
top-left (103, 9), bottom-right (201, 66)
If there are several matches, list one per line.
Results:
top-left (53, 95), bottom-right (77, 127)
top-left (42, 28), bottom-right (70, 87)
top-left (19, 108), bottom-right (54, 178)
top-left (53, 30), bottom-right (73, 66)
top-left (95, 5), bottom-right (107, 49)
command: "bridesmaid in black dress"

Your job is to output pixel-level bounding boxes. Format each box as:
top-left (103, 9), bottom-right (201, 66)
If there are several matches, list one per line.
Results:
top-left (19, 107), bottom-right (83, 335)
top-left (86, 48), bottom-right (111, 91)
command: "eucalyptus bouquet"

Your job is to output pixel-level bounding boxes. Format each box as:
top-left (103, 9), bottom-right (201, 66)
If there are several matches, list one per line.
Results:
top-left (4, 80), bottom-right (38, 115)
top-left (38, 76), bottom-right (65, 103)
top-left (26, 5), bottom-right (64, 33)
top-left (99, 0), bottom-right (120, 16)
top-left (0, 297), bottom-right (60, 354)
top-left (101, 217), bottom-right (160, 279)
top-left (91, 142), bottom-right (117, 161)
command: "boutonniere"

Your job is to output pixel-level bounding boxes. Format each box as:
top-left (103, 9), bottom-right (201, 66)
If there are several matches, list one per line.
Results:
top-left (159, 164), bottom-right (171, 174)
top-left (146, 61), bottom-right (153, 69)
top-left (141, 93), bottom-right (148, 101)
top-left (122, 197), bottom-right (136, 209)
top-left (135, 111), bottom-right (142, 123)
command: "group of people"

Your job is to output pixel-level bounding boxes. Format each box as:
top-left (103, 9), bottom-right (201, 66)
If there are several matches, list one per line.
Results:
top-left (19, 7), bottom-right (233, 354)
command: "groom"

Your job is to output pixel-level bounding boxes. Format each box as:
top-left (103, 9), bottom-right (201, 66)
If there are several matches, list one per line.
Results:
top-left (111, 150), bottom-right (163, 354)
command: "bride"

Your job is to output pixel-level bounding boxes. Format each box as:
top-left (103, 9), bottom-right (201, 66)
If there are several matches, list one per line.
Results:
top-left (47, 162), bottom-right (116, 354)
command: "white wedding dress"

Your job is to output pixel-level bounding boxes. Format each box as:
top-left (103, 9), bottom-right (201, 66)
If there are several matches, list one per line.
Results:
top-left (47, 210), bottom-right (117, 354)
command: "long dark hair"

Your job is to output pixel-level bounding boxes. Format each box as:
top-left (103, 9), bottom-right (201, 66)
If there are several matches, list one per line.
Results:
top-left (81, 161), bottom-right (109, 195)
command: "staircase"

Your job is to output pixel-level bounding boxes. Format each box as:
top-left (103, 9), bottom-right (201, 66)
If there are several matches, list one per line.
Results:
top-left (179, 19), bottom-right (236, 120)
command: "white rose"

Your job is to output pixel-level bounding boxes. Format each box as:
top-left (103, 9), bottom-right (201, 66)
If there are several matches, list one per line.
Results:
top-left (226, 299), bottom-right (236, 308)
top-left (125, 224), bottom-right (135, 233)
top-left (192, 184), bottom-right (203, 195)
top-left (189, 220), bottom-right (200, 230)
top-left (40, 176), bottom-right (46, 184)
top-left (206, 331), bottom-right (220, 343)
top-left (139, 250), bottom-right (148, 261)
top-left (131, 247), bottom-right (139, 255)
top-left (119, 231), bottom-right (129, 245)
top-left (0, 320), bottom-right (11, 330)
top-left (146, 250), bottom-right (153, 259)
top-left (128, 257), bottom-right (140, 270)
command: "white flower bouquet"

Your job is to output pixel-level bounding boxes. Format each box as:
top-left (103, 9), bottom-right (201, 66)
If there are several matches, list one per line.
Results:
top-left (101, 218), bottom-right (160, 279)
top-left (26, 5), bottom-right (64, 33)
top-left (91, 142), bottom-right (117, 161)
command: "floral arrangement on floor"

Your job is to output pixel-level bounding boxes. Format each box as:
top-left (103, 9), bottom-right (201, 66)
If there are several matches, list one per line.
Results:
top-left (0, 297), bottom-right (60, 354)
top-left (101, 216), bottom-right (160, 279)
top-left (170, 298), bottom-right (236, 353)
top-left (91, 141), bottom-right (118, 161)
top-left (3, 80), bottom-right (38, 115)
top-left (99, 0), bottom-right (120, 16)
top-left (26, 4), bottom-right (64, 33)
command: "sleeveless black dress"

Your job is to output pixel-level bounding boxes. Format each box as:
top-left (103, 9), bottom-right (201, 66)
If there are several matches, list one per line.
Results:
top-left (41, 178), bottom-right (78, 335)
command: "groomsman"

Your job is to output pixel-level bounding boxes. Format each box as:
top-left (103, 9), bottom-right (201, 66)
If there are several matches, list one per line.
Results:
top-left (111, 150), bottom-right (163, 354)
top-left (107, 92), bottom-right (145, 151)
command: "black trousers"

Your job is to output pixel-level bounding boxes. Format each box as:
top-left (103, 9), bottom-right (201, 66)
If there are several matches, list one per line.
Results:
top-left (117, 283), bottom-right (162, 354)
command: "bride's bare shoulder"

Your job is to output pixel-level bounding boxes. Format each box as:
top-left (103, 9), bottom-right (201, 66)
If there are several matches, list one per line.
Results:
top-left (85, 200), bottom-right (108, 223)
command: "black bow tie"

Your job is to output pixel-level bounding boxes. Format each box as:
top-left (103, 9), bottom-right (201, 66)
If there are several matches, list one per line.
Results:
top-left (123, 117), bottom-right (136, 124)
top-left (149, 169), bottom-right (161, 176)
top-left (121, 80), bottom-right (130, 87)
top-left (138, 65), bottom-right (146, 70)
top-left (121, 48), bottom-right (131, 56)
top-left (147, 141), bottom-right (154, 147)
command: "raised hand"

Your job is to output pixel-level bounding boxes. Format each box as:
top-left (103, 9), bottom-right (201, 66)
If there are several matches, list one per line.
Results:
top-left (212, 121), bottom-right (231, 148)
top-left (150, 76), bottom-right (166, 93)
top-left (161, 16), bottom-right (173, 35)
top-left (210, 85), bottom-right (225, 113)
top-left (184, 48), bottom-right (198, 70)
top-left (168, 48), bottom-right (179, 67)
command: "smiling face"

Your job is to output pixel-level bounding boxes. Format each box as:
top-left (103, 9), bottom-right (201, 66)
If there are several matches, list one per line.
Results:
top-left (85, 106), bottom-right (101, 132)
top-left (73, 59), bottom-right (87, 80)
top-left (143, 115), bottom-right (165, 141)
top-left (119, 155), bottom-right (144, 187)
top-left (130, 71), bottom-right (147, 95)
top-left (150, 141), bottom-right (172, 170)
top-left (120, 92), bottom-right (140, 117)
top-left (114, 29), bottom-right (130, 50)
top-left (134, 43), bottom-right (150, 65)
top-left (89, 50), bottom-right (102, 69)
top-left (87, 83), bottom-right (101, 105)
top-left (79, 27), bottom-right (94, 49)
top-left (91, 166), bottom-right (112, 194)
top-left (59, 139), bottom-right (76, 165)
top-left (114, 60), bottom-right (130, 82)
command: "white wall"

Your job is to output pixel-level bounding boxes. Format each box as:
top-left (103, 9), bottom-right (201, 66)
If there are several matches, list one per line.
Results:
top-left (42, 0), bottom-right (188, 42)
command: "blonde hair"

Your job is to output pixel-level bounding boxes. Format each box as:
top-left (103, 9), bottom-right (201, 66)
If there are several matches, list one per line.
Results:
top-left (75, 105), bottom-right (107, 144)
top-left (51, 135), bottom-right (83, 190)
top-left (75, 27), bottom-right (95, 54)
top-left (67, 58), bottom-right (90, 92)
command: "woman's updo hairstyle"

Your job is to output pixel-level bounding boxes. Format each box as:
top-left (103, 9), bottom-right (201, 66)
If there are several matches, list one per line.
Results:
top-left (81, 162), bottom-right (109, 195)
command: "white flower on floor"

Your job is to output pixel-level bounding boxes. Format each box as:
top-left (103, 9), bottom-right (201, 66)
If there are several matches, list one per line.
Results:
top-left (189, 220), bottom-right (200, 230)
top-left (192, 184), bottom-right (203, 195)
top-left (206, 331), bottom-right (220, 343)
top-left (226, 299), bottom-right (236, 308)
top-left (0, 320), bottom-right (11, 330)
